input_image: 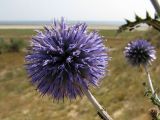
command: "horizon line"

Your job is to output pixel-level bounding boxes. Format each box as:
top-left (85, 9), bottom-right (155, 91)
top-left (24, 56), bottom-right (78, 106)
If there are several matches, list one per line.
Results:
top-left (0, 20), bottom-right (125, 26)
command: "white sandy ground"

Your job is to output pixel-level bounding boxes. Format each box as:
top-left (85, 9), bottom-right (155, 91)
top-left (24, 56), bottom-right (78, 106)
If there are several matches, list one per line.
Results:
top-left (0, 25), bottom-right (118, 29)
top-left (0, 25), bottom-right (149, 30)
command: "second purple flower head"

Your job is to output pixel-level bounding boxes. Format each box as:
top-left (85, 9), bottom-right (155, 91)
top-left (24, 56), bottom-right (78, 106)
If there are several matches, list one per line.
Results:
top-left (124, 39), bottom-right (156, 66)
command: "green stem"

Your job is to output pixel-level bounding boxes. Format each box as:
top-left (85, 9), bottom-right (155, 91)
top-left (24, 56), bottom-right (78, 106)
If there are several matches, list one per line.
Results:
top-left (82, 86), bottom-right (113, 120)
top-left (144, 65), bottom-right (160, 103)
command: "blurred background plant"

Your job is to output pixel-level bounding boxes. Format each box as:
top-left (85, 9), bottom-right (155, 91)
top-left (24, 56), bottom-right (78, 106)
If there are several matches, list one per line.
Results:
top-left (8, 38), bottom-right (26, 52)
top-left (0, 37), bottom-right (27, 53)
top-left (0, 37), bottom-right (8, 54)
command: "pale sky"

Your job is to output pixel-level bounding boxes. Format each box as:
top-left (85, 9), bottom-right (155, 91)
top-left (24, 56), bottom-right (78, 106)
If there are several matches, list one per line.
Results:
top-left (0, 0), bottom-right (159, 21)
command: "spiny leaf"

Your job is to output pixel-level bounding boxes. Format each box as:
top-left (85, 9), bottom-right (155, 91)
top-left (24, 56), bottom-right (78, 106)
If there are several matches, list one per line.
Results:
top-left (155, 13), bottom-right (159, 19)
top-left (146, 11), bottom-right (151, 20)
top-left (135, 14), bottom-right (142, 21)
top-left (118, 12), bottom-right (160, 33)
top-left (125, 19), bottom-right (131, 24)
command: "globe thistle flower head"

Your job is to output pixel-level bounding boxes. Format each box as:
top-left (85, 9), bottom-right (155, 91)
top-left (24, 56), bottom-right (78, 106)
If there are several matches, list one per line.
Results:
top-left (25, 18), bottom-right (109, 100)
top-left (124, 39), bottom-right (156, 66)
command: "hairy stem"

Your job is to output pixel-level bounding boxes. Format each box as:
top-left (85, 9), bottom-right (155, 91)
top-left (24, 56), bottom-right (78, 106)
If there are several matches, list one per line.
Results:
top-left (82, 86), bottom-right (113, 120)
top-left (150, 0), bottom-right (160, 16)
top-left (144, 65), bottom-right (155, 94)
top-left (144, 65), bottom-right (160, 102)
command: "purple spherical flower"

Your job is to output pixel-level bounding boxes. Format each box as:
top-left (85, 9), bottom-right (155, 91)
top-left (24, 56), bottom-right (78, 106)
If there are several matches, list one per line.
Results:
top-left (124, 39), bottom-right (156, 66)
top-left (25, 18), bottom-right (108, 100)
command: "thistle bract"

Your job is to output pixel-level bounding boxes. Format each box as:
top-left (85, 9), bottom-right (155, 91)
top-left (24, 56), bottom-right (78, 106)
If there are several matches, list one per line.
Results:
top-left (25, 18), bottom-right (108, 100)
top-left (124, 40), bottom-right (156, 66)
